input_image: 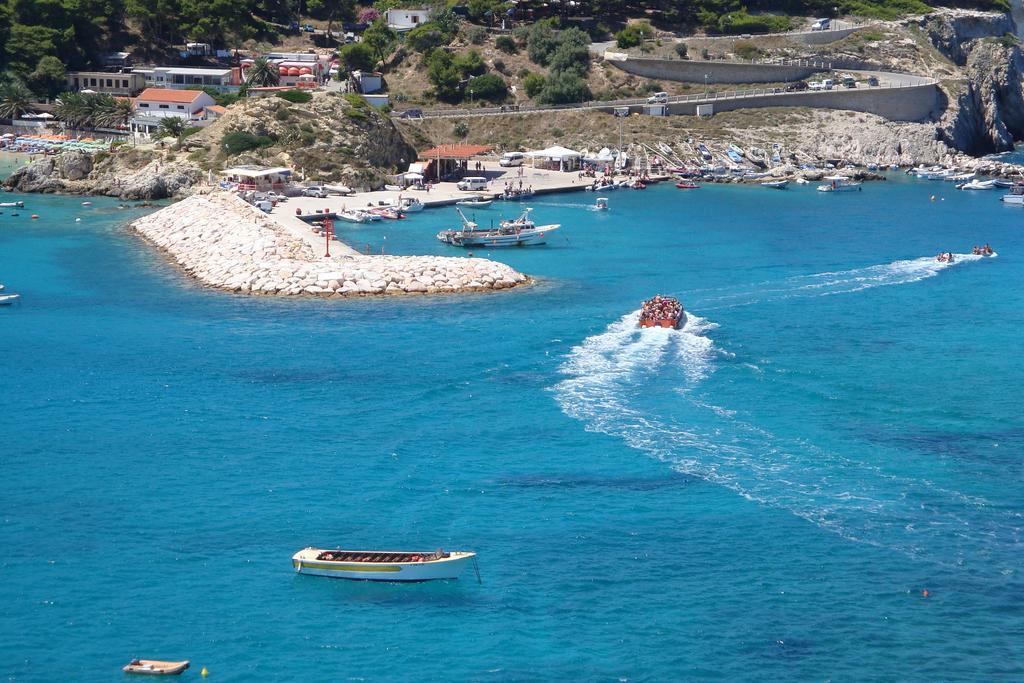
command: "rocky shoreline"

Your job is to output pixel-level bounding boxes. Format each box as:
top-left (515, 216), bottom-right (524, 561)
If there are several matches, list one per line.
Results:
top-left (131, 193), bottom-right (530, 297)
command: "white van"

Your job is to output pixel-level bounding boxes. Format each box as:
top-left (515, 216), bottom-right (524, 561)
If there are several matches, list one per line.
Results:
top-left (457, 176), bottom-right (489, 191)
top-left (499, 152), bottom-right (525, 167)
top-left (811, 18), bottom-right (831, 31)
top-left (647, 91), bottom-right (669, 104)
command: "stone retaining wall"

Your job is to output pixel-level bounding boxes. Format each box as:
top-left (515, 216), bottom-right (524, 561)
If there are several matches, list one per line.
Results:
top-left (610, 57), bottom-right (817, 84)
top-left (131, 193), bottom-right (530, 297)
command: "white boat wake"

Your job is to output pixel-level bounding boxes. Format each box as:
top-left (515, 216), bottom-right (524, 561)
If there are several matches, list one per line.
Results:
top-left (552, 308), bottom-right (1019, 571)
top-left (695, 253), bottom-right (994, 310)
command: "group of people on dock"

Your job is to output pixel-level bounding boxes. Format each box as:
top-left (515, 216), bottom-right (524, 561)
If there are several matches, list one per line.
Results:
top-left (972, 244), bottom-right (994, 256)
top-left (640, 295), bottom-right (682, 323)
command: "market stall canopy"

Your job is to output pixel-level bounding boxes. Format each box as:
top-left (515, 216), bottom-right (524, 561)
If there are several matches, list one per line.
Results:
top-left (525, 145), bottom-right (582, 160)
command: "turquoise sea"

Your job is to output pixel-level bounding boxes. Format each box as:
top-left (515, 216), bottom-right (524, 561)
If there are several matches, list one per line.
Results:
top-left (1, 174), bottom-right (1021, 681)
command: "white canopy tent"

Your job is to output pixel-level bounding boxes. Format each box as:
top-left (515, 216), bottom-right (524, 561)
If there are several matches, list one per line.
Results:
top-left (525, 145), bottom-right (583, 172)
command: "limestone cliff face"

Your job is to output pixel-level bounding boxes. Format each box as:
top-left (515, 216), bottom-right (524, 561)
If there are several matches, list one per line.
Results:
top-left (3, 151), bottom-right (201, 199)
top-left (916, 9), bottom-right (1016, 65)
top-left (941, 41), bottom-right (1024, 155)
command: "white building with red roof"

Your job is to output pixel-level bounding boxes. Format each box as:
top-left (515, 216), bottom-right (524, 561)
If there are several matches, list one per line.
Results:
top-left (131, 88), bottom-right (217, 137)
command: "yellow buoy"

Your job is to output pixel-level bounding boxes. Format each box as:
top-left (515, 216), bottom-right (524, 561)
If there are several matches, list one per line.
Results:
top-left (201, 666), bottom-right (209, 677)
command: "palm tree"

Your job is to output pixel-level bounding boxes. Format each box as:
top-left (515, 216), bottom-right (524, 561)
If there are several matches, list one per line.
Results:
top-left (54, 92), bottom-right (90, 130)
top-left (0, 76), bottom-right (34, 120)
top-left (158, 116), bottom-right (185, 139)
top-left (245, 57), bottom-right (280, 87)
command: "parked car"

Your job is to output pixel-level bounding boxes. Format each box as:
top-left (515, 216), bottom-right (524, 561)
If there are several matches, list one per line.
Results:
top-left (647, 91), bottom-right (669, 104)
top-left (811, 18), bottom-right (831, 31)
top-left (345, 32), bottom-right (356, 43)
top-left (302, 186), bottom-right (328, 198)
top-left (867, 75), bottom-right (880, 87)
top-left (264, 191), bottom-right (286, 202)
top-left (786, 81), bottom-right (809, 92)
top-left (302, 24), bottom-right (315, 32)
top-left (841, 74), bottom-right (857, 88)
top-left (398, 108), bottom-right (424, 119)
top-left (288, 21), bottom-right (299, 30)
top-left (255, 200), bottom-right (273, 213)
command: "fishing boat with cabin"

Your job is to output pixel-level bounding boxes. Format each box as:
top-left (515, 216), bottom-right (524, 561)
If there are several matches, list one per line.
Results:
top-left (292, 547), bottom-right (476, 581)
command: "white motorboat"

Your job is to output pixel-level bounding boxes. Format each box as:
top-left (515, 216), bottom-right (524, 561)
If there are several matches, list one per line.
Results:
top-left (1000, 184), bottom-right (1024, 203)
top-left (0, 293), bottom-right (20, 305)
top-left (293, 547), bottom-right (476, 581)
top-left (338, 209), bottom-right (372, 223)
top-left (399, 198), bottom-right (424, 212)
top-left (947, 172), bottom-right (975, 183)
top-left (456, 196), bottom-right (493, 208)
top-left (817, 176), bottom-right (862, 192)
top-left (595, 197), bottom-right (609, 210)
top-left (0, 201), bottom-right (24, 208)
top-left (959, 179), bottom-right (996, 190)
top-left (761, 179), bottom-right (789, 189)
top-left (122, 659), bottom-right (190, 676)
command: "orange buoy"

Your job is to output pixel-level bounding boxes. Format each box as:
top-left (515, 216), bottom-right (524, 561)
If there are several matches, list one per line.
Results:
top-left (922, 589), bottom-right (930, 597)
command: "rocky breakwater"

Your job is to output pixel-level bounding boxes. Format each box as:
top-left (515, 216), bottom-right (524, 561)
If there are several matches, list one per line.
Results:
top-left (131, 193), bottom-right (530, 297)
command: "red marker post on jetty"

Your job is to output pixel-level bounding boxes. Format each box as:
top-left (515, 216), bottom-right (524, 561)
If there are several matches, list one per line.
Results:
top-left (324, 217), bottom-right (333, 257)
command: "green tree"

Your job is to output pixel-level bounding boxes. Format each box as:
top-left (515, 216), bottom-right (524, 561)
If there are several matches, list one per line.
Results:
top-left (126, 0), bottom-right (184, 54)
top-left (340, 42), bottom-right (375, 72)
top-left (157, 116), bottom-right (186, 139)
top-left (537, 70), bottom-right (591, 105)
top-left (548, 31), bottom-right (590, 75)
top-left (29, 56), bottom-right (67, 99)
top-left (4, 24), bottom-right (60, 76)
top-left (453, 50), bottom-right (486, 77)
top-left (0, 76), bottom-right (34, 119)
top-left (527, 21), bottom-right (559, 65)
top-left (467, 73), bottom-right (507, 102)
top-left (426, 49), bottom-right (461, 102)
top-left (362, 20), bottom-right (396, 66)
top-left (179, 0), bottom-right (256, 45)
top-left (521, 72), bottom-right (545, 98)
top-left (406, 23), bottom-right (448, 53)
top-left (495, 35), bottom-right (517, 54)
top-left (307, 0), bottom-right (355, 39)
top-left (54, 92), bottom-right (90, 129)
top-left (245, 57), bottom-right (280, 87)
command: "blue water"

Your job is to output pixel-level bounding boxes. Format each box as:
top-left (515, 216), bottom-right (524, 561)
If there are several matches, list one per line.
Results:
top-left (2, 176), bottom-right (1022, 681)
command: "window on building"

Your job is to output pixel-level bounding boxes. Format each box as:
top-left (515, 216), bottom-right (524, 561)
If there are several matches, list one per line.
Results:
top-left (122, 80), bottom-right (128, 88)
top-left (106, 79), bottom-right (113, 87)
top-left (176, 105), bottom-right (184, 109)
top-left (90, 78), bottom-right (97, 86)
top-left (412, 15), bottom-right (419, 23)
top-left (139, 103), bottom-right (149, 107)
top-left (159, 104), bottom-right (169, 108)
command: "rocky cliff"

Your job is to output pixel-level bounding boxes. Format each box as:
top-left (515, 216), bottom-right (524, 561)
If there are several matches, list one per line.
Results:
top-left (916, 9), bottom-right (1016, 65)
top-left (941, 40), bottom-right (1024, 155)
top-left (3, 150), bottom-right (201, 199)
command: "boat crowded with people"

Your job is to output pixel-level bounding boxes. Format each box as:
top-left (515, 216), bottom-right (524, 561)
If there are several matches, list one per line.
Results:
top-left (292, 547), bottom-right (476, 581)
top-left (639, 295), bottom-right (685, 329)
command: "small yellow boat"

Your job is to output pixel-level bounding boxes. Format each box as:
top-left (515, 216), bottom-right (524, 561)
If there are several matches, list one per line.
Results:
top-left (292, 547), bottom-right (476, 581)
top-left (122, 659), bottom-right (190, 676)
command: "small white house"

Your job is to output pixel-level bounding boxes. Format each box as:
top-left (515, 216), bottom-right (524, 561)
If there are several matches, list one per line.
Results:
top-left (386, 8), bottom-right (433, 32)
top-left (131, 88), bottom-right (216, 137)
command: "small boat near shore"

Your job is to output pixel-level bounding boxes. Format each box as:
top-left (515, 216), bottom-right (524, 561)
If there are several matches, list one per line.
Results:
top-left (0, 293), bottom-right (20, 305)
top-left (959, 179), bottom-right (996, 190)
top-left (639, 295), bottom-right (685, 329)
top-left (456, 196), bottom-right (493, 208)
top-left (123, 659), bottom-right (190, 676)
top-left (999, 183), bottom-right (1024, 203)
top-left (293, 547), bottom-right (476, 581)
top-left (0, 201), bottom-right (24, 208)
top-left (761, 179), bottom-right (789, 190)
top-left (338, 209), bottom-right (372, 223)
top-left (675, 181), bottom-right (700, 189)
top-left (817, 176), bottom-right (862, 193)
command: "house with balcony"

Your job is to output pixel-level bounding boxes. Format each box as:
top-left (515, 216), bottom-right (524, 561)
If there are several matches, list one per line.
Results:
top-left (133, 66), bottom-right (241, 92)
top-left (386, 8), bottom-right (433, 31)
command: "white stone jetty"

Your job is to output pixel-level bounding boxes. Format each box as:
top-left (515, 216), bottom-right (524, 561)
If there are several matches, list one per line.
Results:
top-left (130, 192), bottom-right (530, 296)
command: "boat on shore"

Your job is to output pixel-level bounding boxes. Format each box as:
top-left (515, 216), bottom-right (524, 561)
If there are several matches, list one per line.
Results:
top-left (122, 659), bottom-right (190, 676)
top-left (817, 176), bottom-right (862, 193)
top-left (292, 547), bottom-right (476, 581)
top-left (639, 295), bottom-right (684, 329)
top-left (761, 179), bottom-right (789, 190)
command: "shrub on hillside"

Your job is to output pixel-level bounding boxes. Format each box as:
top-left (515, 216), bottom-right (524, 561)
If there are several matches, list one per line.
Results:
top-left (275, 89), bottom-right (313, 104)
top-left (537, 70), bottom-right (591, 105)
top-left (407, 23), bottom-right (449, 53)
top-left (454, 50), bottom-right (487, 77)
top-left (465, 25), bottom-right (487, 45)
top-left (733, 40), bottom-right (763, 60)
top-left (674, 42), bottom-right (688, 59)
top-left (340, 42), bottom-right (375, 71)
top-left (495, 35), bottom-right (517, 54)
top-left (714, 10), bottom-right (793, 35)
top-left (615, 21), bottom-right (652, 49)
top-left (467, 73), bottom-right (507, 102)
top-left (521, 72), bottom-right (546, 98)
top-left (222, 131), bottom-right (274, 154)
top-left (426, 50), bottom-right (462, 102)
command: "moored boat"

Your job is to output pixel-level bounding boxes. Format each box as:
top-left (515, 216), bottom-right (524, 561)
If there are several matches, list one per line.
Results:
top-left (0, 201), bottom-right (24, 208)
top-left (639, 295), bottom-right (684, 329)
top-left (292, 547), bottom-right (476, 581)
top-left (999, 183), bottom-right (1024, 203)
top-left (761, 179), bottom-right (789, 189)
top-left (817, 176), bottom-right (862, 192)
top-left (399, 198), bottom-right (424, 212)
top-left (675, 181), bottom-right (700, 189)
top-left (959, 179), bottom-right (996, 190)
top-left (123, 659), bottom-right (190, 676)
top-left (338, 209), bottom-right (372, 223)
top-left (456, 196), bottom-right (493, 208)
